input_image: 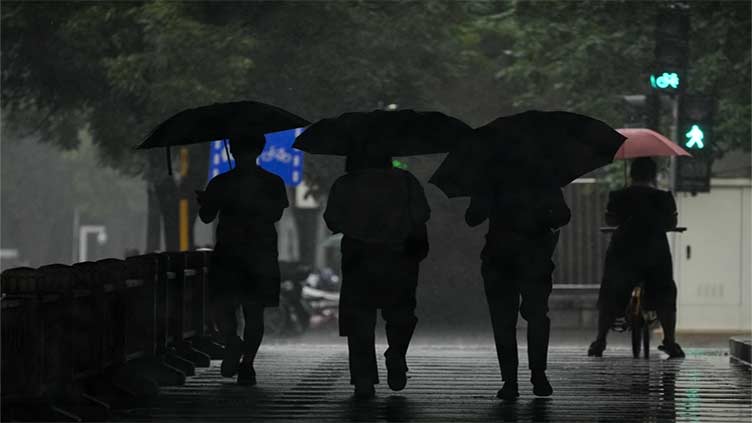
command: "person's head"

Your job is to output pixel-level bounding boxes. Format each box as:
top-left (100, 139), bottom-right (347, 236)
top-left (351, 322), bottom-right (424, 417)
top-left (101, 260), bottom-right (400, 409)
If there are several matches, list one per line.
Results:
top-left (229, 134), bottom-right (265, 164)
top-left (345, 153), bottom-right (392, 172)
top-left (630, 157), bottom-right (658, 185)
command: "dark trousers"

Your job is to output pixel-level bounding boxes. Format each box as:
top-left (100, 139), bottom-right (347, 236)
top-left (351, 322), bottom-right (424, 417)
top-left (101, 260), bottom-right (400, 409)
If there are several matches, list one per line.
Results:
top-left (482, 259), bottom-right (553, 381)
top-left (346, 303), bottom-right (417, 385)
top-left (222, 302), bottom-right (265, 363)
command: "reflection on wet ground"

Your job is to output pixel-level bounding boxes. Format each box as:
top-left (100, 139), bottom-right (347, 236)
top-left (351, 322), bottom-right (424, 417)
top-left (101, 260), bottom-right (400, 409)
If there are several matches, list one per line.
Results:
top-left (113, 343), bottom-right (751, 422)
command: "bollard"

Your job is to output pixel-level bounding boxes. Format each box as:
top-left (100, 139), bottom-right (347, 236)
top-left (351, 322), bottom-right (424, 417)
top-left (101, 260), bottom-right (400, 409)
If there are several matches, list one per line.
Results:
top-left (185, 250), bottom-right (224, 359)
top-left (164, 252), bottom-right (210, 368)
top-left (1, 268), bottom-right (45, 399)
top-left (146, 253), bottom-right (194, 377)
top-left (72, 261), bottom-right (105, 377)
top-left (120, 254), bottom-right (186, 387)
top-left (37, 264), bottom-right (77, 394)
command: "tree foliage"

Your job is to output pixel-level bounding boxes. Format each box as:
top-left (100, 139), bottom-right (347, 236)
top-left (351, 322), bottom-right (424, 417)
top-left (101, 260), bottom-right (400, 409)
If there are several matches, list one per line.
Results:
top-left (2, 0), bottom-right (749, 192)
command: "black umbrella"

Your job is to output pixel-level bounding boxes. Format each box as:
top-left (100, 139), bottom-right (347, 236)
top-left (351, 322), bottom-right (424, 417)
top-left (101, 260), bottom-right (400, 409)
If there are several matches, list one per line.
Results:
top-left (292, 109), bottom-right (472, 156)
top-left (429, 110), bottom-right (627, 197)
top-left (137, 101), bottom-right (310, 174)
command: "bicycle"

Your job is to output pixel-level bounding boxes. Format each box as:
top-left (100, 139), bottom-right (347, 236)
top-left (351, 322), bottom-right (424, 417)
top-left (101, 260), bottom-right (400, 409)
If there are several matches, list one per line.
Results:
top-left (599, 226), bottom-right (686, 359)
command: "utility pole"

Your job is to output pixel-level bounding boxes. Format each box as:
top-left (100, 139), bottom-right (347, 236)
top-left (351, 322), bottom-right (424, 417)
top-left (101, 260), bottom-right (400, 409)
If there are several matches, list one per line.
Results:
top-left (179, 147), bottom-right (190, 251)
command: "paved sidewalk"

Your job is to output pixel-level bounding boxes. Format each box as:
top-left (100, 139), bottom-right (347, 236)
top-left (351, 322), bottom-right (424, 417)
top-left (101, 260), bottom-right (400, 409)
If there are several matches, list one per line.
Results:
top-left (114, 343), bottom-right (751, 422)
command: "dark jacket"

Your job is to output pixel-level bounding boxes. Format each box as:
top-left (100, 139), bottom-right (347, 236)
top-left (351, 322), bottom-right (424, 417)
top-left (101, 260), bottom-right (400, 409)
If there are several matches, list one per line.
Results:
top-left (324, 168), bottom-right (430, 260)
top-left (199, 165), bottom-right (289, 306)
top-left (606, 185), bottom-right (677, 251)
top-left (200, 166), bottom-right (288, 249)
top-left (324, 168), bottom-right (430, 319)
top-left (599, 185), bottom-right (678, 310)
top-left (466, 179), bottom-right (570, 261)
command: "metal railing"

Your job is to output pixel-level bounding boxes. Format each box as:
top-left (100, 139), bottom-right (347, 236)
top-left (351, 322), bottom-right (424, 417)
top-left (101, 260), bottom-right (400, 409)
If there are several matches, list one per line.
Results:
top-left (0, 251), bottom-right (221, 421)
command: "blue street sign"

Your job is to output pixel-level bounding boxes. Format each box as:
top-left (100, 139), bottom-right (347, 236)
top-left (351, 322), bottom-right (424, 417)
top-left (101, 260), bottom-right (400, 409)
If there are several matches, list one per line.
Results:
top-left (207, 128), bottom-right (304, 186)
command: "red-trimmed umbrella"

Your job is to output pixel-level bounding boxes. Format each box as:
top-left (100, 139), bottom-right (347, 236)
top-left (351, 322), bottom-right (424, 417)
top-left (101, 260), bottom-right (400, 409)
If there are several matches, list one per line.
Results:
top-left (614, 128), bottom-right (691, 160)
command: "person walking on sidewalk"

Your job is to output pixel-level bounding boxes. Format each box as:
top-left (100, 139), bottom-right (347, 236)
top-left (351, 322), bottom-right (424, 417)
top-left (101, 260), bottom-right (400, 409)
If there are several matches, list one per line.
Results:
top-left (465, 167), bottom-right (570, 400)
top-left (196, 135), bottom-right (289, 385)
top-left (324, 153), bottom-right (430, 399)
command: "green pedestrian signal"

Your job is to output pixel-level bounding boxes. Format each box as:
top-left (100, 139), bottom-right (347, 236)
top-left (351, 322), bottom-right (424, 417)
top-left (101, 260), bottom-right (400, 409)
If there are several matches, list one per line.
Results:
top-left (684, 125), bottom-right (705, 149)
top-left (676, 95), bottom-right (715, 193)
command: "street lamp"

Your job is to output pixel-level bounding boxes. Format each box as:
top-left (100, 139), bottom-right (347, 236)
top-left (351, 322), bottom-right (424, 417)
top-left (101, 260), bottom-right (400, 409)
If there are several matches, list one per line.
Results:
top-left (79, 225), bottom-right (108, 262)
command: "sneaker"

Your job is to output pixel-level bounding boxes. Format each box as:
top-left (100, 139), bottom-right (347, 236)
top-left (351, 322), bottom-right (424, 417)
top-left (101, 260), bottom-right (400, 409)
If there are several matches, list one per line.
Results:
top-left (353, 380), bottom-right (375, 399)
top-left (237, 361), bottom-right (256, 386)
top-left (220, 342), bottom-right (242, 378)
top-left (531, 371), bottom-right (553, 397)
top-left (658, 342), bottom-right (686, 359)
top-left (496, 380), bottom-right (519, 400)
top-left (385, 351), bottom-right (408, 391)
top-left (587, 340), bottom-right (606, 357)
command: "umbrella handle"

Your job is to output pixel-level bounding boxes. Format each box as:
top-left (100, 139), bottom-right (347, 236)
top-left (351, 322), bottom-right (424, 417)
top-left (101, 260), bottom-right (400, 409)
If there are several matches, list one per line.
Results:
top-left (166, 146), bottom-right (173, 176)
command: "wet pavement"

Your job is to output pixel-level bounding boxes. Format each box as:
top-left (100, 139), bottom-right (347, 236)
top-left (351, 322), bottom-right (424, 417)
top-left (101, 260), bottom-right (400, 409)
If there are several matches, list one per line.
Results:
top-left (113, 341), bottom-right (751, 422)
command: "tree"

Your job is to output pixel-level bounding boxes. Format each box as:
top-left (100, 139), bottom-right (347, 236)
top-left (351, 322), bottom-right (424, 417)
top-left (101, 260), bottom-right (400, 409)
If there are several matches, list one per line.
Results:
top-left (459, 1), bottom-right (750, 157)
top-left (3, 1), bottom-right (748, 251)
top-left (3, 1), bottom-right (257, 250)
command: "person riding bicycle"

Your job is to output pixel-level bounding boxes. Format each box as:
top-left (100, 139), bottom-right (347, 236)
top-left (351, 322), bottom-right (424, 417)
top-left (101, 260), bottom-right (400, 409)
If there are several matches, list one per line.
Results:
top-left (588, 157), bottom-right (685, 358)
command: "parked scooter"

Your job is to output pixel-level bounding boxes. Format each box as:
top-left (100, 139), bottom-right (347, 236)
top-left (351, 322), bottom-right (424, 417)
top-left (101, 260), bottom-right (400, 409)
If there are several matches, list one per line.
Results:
top-left (302, 267), bottom-right (340, 330)
top-left (264, 261), bottom-right (312, 336)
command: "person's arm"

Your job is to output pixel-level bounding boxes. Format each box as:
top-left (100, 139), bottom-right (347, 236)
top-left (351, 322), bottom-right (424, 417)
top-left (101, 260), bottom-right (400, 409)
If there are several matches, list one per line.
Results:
top-left (465, 194), bottom-right (491, 227)
top-left (268, 176), bottom-right (289, 223)
top-left (405, 222), bottom-right (429, 261)
top-left (407, 173), bottom-right (431, 224)
top-left (323, 178), bottom-right (343, 234)
top-left (604, 191), bottom-right (626, 227)
top-left (197, 179), bottom-right (220, 223)
top-left (661, 191), bottom-right (678, 230)
top-left (545, 186), bottom-right (571, 230)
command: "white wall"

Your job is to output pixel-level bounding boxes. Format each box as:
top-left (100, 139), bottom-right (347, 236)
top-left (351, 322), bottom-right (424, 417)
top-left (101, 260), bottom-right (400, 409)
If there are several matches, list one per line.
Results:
top-left (674, 178), bottom-right (752, 332)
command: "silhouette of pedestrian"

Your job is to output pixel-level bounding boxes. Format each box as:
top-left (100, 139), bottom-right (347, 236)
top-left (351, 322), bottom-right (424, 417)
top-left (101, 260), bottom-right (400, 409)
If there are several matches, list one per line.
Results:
top-left (196, 135), bottom-right (289, 385)
top-left (465, 165), bottom-right (570, 400)
top-left (324, 153), bottom-right (430, 399)
top-left (588, 157), bottom-right (684, 358)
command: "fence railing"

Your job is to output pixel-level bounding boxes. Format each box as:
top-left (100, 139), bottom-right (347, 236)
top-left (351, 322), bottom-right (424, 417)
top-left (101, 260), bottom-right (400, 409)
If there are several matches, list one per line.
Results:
top-left (0, 251), bottom-right (222, 421)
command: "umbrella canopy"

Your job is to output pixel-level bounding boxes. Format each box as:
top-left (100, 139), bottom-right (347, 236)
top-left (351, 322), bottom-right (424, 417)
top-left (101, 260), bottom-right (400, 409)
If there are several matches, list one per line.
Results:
top-left (429, 110), bottom-right (626, 198)
top-left (137, 101), bottom-right (310, 149)
top-left (292, 109), bottom-right (473, 156)
top-left (614, 128), bottom-right (692, 160)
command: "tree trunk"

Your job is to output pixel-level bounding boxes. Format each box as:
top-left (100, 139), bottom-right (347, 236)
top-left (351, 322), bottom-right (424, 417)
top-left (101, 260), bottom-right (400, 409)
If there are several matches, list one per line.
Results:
top-left (155, 176), bottom-right (180, 252)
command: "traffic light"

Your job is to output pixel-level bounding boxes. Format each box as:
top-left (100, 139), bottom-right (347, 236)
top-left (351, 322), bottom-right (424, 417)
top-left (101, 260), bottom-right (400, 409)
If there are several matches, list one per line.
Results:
top-left (392, 159), bottom-right (408, 170)
top-left (679, 95), bottom-right (714, 154)
top-left (652, 5), bottom-right (689, 94)
top-left (675, 94), bottom-right (715, 193)
top-left (622, 94), bottom-right (660, 129)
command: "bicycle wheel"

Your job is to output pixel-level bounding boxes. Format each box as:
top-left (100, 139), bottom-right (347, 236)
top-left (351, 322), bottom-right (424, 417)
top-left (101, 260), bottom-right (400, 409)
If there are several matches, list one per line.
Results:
top-left (642, 319), bottom-right (651, 358)
top-left (631, 318), bottom-right (643, 359)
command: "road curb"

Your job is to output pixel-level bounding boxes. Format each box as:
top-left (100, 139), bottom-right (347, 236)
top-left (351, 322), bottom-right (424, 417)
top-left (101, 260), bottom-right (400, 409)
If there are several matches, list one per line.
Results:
top-left (729, 337), bottom-right (751, 367)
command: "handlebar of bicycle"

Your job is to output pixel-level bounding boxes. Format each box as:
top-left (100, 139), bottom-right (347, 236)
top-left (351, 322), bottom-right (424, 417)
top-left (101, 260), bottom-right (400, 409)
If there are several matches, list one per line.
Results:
top-left (599, 226), bottom-right (686, 233)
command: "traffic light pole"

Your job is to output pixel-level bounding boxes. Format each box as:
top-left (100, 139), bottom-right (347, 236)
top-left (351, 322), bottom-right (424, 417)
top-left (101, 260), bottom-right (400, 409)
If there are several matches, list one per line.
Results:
top-left (669, 94), bottom-right (680, 192)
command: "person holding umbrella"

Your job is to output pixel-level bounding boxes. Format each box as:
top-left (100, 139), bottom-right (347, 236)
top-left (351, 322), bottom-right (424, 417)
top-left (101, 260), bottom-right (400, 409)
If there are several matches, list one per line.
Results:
top-left (138, 101), bottom-right (309, 385)
top-left (294, 109), bottom-right (471, 399)
top-left (196, 135), bottom-right (290, 385)
top-left (587, 132), bottom-right (689, 358)
top-left (430, 111), bottom-right (626, 399)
